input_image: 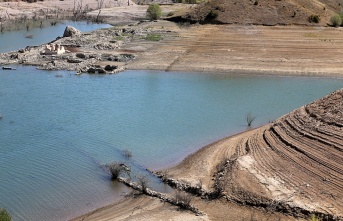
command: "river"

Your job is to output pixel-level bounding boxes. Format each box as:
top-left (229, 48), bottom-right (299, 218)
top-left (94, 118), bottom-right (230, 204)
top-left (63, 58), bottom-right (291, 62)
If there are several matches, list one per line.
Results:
top-left (0, 66), bottom-right (342, 220)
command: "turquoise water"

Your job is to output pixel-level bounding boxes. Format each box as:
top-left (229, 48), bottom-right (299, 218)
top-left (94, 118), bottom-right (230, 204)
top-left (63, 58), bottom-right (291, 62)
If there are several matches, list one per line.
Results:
top-left (0, 66), bottom-right (342, 220)
top-left (0, 21), bottom-right (111, 53)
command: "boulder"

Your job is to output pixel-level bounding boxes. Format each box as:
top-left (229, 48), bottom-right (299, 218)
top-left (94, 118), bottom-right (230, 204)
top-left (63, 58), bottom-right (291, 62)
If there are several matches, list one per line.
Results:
top-left (104, 65), bottom-right (118, 71)
top-left (63, 26), bottom-right (82, 37)
top-left (76, 53), bottom-right (87, 59)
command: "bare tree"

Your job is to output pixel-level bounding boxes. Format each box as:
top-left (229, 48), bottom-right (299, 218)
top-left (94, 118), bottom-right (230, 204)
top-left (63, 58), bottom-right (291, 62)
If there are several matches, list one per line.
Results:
top-left (246, 112), bottom-right (256, 127)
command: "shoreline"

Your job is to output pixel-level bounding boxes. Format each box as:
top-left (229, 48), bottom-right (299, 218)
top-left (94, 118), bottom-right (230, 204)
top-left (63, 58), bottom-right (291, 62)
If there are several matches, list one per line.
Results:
top-left (1, 2), bottom-right (343, 220)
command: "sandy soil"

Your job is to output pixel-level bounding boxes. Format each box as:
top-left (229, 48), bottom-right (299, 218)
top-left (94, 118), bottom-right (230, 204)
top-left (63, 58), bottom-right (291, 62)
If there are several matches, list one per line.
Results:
top-left (71, 191), bottom-right (302, 221)
top-left (124, 20), bottom-right (343, 77)
top-left (164, 89), bottom-right (343, 219)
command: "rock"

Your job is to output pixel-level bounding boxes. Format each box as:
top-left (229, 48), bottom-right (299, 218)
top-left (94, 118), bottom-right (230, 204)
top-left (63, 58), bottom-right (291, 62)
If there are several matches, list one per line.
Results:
top-left (63, 26), bottom-right (82, 38)
top-left (67, 58), bottom-right (83, 63)
top-left (10, 54), bottom-right (18, 59)
top-left (87, 67), bottom-right (106, 74)
top-left (104, 65), bottom-right (118, 71)
top-left (76, 53), bottom-right (87, 59)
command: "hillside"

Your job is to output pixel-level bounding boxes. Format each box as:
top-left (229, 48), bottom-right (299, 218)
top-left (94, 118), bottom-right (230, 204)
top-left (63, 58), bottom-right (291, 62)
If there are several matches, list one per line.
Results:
top-left (169, 0), bottom-right (343, 25)
top-left (165, 89), bottom-right (343, 219)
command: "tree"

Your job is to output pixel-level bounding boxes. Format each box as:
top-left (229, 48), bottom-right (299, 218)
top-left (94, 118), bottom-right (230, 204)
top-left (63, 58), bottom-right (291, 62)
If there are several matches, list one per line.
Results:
top-left (0, 208), bottom-right (11, 221)
top-left (146, 4), bottom-right (162, 20)
top-left (330, 14), bottom-right (342, 27)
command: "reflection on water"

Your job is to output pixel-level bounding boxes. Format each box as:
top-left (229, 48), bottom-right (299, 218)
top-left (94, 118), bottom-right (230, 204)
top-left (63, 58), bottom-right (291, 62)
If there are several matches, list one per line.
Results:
top-left (0, 66), bottom-right (342, 220)
top-left (0, 21), bottom-right (111, 53)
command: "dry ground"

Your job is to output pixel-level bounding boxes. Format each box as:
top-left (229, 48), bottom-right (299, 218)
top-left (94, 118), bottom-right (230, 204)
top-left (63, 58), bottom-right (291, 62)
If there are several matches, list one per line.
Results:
top-left (125, 20), bottom-right (343, 77)
top-left (164, 89), bottom-right (343, 219)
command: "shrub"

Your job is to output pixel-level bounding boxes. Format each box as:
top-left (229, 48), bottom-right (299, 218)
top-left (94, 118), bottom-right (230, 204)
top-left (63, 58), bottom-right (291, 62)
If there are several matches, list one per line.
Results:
top-left (137, 174), bottom-right (150, 193)
top-left (146, 4), bottom-right (162, 20)
top-left (330, 14), bottom-right (342, 27)
top-left (339, 11), bottom-right (343, 20)
top-left (206, 10), bottom-right (218, 20)
top-left (144, 34), bottom-right (163, 41)
top-left (0, 208), bottom-right (11, 221)
top-left (309, 214), bottom-right (321, 221)
top-left (167, 11), bottom-right (174, 17)
top-left (246, 112), bottom-right (256, 127)
top-left (308, 14), bottom-right (320, 23)
top-left (174, 191), bottom-right (192, 209)
top-left (106, 162), bottom-right (129, 180)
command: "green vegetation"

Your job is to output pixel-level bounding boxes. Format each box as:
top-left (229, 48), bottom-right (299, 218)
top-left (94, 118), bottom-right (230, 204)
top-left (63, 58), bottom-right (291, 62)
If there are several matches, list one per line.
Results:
top-left (0, 208), bottom-right (11, 221)
top-left (146, 3), bottom-right (162, 20)
top-left (308, 14), bottom-right (320, 23)
top-left (173, 0), bottom-right (205, 3)
top-left (113, 36), bottom-right (124, 41)
top-left (309, 214), bottom-right (321, 221)
top-left (167, 12), bottom-right (175, 17)
top-left (330, 14), bottom-right (342, 27)
top-left (144, 33), bottom-right (163, 41)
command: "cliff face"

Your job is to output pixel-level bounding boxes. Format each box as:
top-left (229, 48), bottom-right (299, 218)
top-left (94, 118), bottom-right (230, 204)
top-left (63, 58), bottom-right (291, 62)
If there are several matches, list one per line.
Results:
top-left (173, 0), bottom-right (343, 25)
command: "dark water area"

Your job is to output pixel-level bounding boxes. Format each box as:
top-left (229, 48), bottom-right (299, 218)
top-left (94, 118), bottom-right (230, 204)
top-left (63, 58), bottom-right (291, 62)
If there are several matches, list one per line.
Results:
top-left (0, 21), bottom-right (111, 53)
top-left (0, 66), bottom-right (342, 220)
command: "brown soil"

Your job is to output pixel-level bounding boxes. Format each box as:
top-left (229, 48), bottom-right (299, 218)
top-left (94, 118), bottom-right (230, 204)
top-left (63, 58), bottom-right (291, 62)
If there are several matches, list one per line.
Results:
top-left (126, 21), bottom-right (343, 77)
top-left (174, 0), bottom-right (343, 26)
top-left (164, 89), bottom-right (343, 219)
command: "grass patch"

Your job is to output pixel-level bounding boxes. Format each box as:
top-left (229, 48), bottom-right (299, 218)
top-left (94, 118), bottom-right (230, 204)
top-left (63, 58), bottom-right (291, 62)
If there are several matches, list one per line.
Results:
top-left (144, 33), bottom-right (163, 41)
top-left (113, 36), bottom-right (124, 41)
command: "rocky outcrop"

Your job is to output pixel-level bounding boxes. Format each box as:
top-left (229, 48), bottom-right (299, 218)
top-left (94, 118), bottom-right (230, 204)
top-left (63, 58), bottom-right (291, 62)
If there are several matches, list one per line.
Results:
top-left (63, 26), bottom-right (82, 37)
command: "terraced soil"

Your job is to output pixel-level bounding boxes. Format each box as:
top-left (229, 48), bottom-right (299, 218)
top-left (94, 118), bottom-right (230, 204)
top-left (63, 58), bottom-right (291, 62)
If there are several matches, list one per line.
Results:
top-left (165, 89), bottom-right (343, 219)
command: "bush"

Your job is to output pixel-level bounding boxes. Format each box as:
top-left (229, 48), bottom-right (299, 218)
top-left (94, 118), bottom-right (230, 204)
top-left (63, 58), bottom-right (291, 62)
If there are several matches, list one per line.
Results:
top-left (146, 4), bottom-right (162, 20)
top-left (308, 14), bottom-right (320, 23)
top-left (309, 214), bottom-right (321, 221)
top-left (144, 34), bottom-right (163, 41)
top-left (205, 10), bottom-right (218, 20)
top-left (137, 174), bottom-right (150, 193)
top-left (339, 11), bottom-right (343, 20)
top-left (0, 208), bottom-right (11, 221)
top-left (246, 112), bottom-right (256, 127)
top-left (174, 191), bottom-right (192, 209)
top-left (330, 14), bottom-right (342, 27)
top-left (106, 162), bottom-right (129, 180)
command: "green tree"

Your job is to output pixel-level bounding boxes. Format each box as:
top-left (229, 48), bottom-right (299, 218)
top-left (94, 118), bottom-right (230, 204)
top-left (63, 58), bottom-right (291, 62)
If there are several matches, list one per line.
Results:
top-left (330, 14), bottom-right (342, 27)
top-left (0, 208), bottom-right (11, 221)
top-left (146, 3), bottom-right (162, 20)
